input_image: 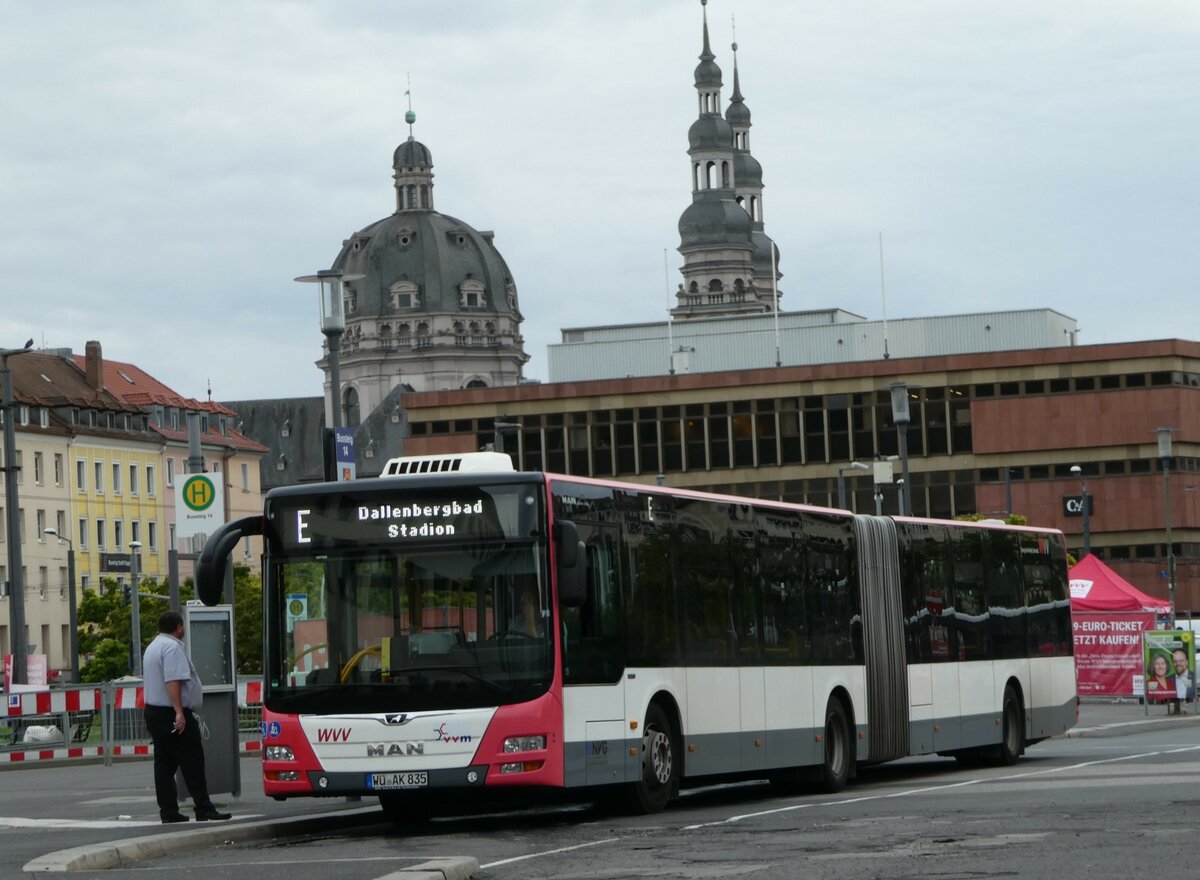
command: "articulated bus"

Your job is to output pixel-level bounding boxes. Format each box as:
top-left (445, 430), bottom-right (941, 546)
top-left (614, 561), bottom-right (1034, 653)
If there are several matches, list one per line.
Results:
top-left (196, 452), bottom-right (1076, 818)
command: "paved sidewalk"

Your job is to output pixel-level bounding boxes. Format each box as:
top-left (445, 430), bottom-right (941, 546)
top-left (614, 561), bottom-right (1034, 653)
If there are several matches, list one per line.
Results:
top-left (1071, 696), bottom-right (1200, 736)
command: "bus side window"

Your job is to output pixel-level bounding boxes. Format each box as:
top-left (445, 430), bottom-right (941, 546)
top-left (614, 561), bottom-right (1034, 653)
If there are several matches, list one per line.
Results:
top-left (563, 529), bottom-right (623, 684)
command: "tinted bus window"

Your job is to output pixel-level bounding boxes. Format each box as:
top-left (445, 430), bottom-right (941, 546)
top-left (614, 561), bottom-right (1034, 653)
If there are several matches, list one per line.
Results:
top-left (898, 522), bottom-right (955, 663)
top-left (805, 514), bottom-right (859, 664)
top-left (675, 497), bottom-right (735, 665)
top-left (624, 495), bottom-right (679, 666)
top-left (985, 530), bottom-right (1026, 659)
top-left (951, 531), bottom-right (987, 661)
top-left (758, 510), bottom-right (809, 664)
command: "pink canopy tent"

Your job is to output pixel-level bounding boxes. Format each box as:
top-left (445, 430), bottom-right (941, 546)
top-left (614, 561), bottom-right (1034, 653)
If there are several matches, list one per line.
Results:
top-left (1069, 553), bottom-right (1170, 613)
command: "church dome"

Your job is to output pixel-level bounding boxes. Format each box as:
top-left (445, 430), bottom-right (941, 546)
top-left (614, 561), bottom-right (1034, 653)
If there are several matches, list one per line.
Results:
top-left (734, 151), bottom-right (762, 187)
top-left (332, 210), bottom-right (520, 321)
top-left (688, 115), bottom-right (734, 151)
top-left (393, 138), bottom-right (432, 169)
top-left (750, 229), bottom-right (778, 276)
top-left (678, 194), bottom-right (753, 249)
top-left (694, 58), bottom-right (722, 89)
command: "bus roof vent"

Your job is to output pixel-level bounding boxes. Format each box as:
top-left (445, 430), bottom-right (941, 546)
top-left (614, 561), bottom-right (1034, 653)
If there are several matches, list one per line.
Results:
top-left (380, 451), bottom-right (514, 477)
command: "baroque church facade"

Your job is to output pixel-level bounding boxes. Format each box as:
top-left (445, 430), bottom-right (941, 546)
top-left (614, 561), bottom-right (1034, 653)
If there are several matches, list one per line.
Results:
top-left (315, 0), bottom-right (779, 418)
top-left (321, 107), bottom-right (530, 425)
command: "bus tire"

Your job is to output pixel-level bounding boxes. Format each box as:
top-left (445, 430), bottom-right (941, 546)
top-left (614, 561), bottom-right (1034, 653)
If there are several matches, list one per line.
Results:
top-left (818, 699), bottom-right (852, 793)
top-left (627, 702), bottom-right (678, 814)
top-left (996, 685), bottom-right (1023, 766)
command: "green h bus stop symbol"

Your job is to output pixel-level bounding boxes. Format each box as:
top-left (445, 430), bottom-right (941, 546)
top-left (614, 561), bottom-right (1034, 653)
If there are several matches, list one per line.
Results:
top-left (182, 475), bottom-right (217, 512)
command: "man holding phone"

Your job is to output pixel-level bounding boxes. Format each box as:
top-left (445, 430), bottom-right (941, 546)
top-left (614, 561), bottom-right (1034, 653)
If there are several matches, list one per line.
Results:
top-left (142, 610), bottom-right (232, 823)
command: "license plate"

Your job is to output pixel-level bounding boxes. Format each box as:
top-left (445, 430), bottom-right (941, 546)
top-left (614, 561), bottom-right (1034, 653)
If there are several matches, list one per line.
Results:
top-left (368, 771), bottom-right (428, 790)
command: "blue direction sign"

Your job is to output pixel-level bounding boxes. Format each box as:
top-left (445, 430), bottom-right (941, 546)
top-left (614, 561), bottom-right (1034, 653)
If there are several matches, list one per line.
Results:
top-left (335, 428), bottom-right (355, 481)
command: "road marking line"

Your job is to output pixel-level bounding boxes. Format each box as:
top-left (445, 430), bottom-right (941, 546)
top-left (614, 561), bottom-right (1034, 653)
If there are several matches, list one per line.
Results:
top-left (481, 837), bottom-right (622, 869)
top-left (683, 746), bottom-right (1200, 829)
top-left (0, 813), bottom-right (265, 830)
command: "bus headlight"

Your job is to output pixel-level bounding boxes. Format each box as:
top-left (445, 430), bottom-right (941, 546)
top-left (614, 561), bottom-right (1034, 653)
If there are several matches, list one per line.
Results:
top-left (503, 735), bottom-right (545, 753)
top-left (265, 745), bottom-right (295, 761)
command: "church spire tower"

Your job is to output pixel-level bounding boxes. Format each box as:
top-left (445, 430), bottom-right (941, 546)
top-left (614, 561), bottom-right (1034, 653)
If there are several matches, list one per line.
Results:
top-left (393, 86), bottom-right (435, 213)
top-left (674, 1), bottom-right (768, 320)
top-left (727, 34), bottom-right (781, 307)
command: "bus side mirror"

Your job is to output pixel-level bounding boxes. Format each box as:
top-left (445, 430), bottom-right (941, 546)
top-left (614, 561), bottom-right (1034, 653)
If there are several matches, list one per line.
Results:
top-left (196, 516), bottom-right (264, 605)
top-left (554, 520), bottom-right (587, 607)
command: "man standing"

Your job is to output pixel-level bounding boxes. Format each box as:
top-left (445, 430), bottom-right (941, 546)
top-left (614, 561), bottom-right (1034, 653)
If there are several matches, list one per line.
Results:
top-left (143, 610), bottom-right (232, 823)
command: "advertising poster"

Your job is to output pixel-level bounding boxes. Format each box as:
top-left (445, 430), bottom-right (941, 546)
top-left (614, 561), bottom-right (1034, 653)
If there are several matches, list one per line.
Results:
top-left (1143, 630), bottom-right (1195, 703)
top-left (1072, 612), bottom-right (1156, 696)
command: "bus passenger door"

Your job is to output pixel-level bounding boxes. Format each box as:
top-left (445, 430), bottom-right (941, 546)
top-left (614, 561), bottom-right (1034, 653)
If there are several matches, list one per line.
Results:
top-left (560, 522), bottom-right (626, 788)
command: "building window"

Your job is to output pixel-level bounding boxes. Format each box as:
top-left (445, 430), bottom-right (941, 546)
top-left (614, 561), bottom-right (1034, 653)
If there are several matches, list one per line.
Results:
top-left (78, 517), bottom-right (88, 549)
top-left (166, 458), bottom-right (175, 487)
top-left (129, 463), bottom-right (139, 496)
top-left (56, 510), bottom-right (65, 537)
top-left (76, 459), bottom-right (87, 492)
top-left (131, 520), bottom-right (140, 545)
top-left (112, 461), bottom-right (122, 495)
top-left (147, 464), bottom-right (156, 496)
top-left (54, 453), bottom-right (64, 487)
top-left (97, 519), bottom-right (106, 550)
top-left (94, 461), bottom-right (104, 494)
top-left (36, 509), bottom-right (46, 541)
top-left (241, 463), bottom-right (249, 491)
top-left (148, 521), bottom-right (158, 552)
top-left (114, 520), bottom-right (124, 549)
top-left (33, 452), bottom-right (44, 485)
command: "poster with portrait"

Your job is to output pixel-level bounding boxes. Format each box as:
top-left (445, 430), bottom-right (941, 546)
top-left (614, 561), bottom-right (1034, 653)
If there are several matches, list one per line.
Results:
top-left (1142, 630), bottom-right (1195, 702)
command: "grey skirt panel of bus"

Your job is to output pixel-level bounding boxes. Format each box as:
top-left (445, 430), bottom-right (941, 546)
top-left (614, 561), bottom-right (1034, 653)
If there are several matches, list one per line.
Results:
top-left (853, 515), bottom-right (910, 762)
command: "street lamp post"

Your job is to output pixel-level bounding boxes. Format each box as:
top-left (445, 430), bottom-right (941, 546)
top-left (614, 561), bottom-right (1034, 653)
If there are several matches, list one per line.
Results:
top-left (1070, 465), bottom-right (1090, 558)
top-left (43, 528), bottom-right (78, 683)
top-left (129, 540), bottom-right (143, 677)
top-left (1158, 427), bottom-right (1177, 625)
top-left (2, 339), bottom-right (34, 684)
top-left (890, 382), bottom-right (914, 516)
top-left (295, 270), bottom-right (364, 428)
top-left (837, 461), bottom-right (869, 510)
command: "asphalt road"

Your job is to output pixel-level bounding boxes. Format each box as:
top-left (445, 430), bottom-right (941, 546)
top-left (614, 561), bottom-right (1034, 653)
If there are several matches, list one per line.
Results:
top-left (4, 699), bottom-right (1197, 878)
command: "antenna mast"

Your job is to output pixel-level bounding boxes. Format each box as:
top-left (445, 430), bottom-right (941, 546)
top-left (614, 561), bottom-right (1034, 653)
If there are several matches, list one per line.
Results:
top-left (879, 231), bottom-right (890, 359)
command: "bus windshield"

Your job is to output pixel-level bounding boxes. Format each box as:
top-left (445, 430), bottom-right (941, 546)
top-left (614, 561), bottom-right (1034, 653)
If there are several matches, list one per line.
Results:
top-left (268, 541), bottom-right (552, 714)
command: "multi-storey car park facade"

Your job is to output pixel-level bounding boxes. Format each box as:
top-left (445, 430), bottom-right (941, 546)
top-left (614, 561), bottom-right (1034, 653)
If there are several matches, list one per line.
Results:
top-left (397, 338), bottom-right (1199, 612)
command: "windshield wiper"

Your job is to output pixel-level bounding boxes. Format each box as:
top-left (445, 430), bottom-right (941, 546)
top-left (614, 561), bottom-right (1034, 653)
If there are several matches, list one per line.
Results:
top-left (386, 665), bottom-right (511, 694)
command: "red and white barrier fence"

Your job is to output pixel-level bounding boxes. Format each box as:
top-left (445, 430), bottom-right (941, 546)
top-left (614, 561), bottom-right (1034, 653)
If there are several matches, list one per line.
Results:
top-left (2, 679), bottom-right (265, 764)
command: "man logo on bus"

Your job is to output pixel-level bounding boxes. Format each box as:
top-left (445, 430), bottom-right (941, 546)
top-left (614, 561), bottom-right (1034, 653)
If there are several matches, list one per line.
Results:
top-left (182, 475), bottom-right (216, 512)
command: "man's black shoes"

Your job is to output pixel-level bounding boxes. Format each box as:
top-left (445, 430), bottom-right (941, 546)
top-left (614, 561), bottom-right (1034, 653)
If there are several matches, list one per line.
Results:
top-left (161, 812), bottom-right (190, 824)
top-left (196, 809), bottom-right (232, 821)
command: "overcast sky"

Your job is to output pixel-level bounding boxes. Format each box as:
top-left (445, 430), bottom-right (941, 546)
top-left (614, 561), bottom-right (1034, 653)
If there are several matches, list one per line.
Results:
top-left (2, 1), bottom-right (1196, 403)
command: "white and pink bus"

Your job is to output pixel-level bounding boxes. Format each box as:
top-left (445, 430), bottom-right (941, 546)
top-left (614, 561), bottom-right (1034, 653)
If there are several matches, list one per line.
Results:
top-left (197, 452), bottom-right (1076, 819)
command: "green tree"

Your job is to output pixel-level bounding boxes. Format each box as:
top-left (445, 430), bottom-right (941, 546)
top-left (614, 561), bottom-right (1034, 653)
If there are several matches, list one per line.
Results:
top-left (77, 576), bottom-right (179, 682)
top-left (232, 564), bottom-right (263, 675)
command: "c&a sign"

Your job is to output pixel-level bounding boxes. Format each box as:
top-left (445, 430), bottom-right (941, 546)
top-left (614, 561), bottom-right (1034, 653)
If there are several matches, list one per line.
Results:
top-left (1062, 495), bottom-right (1095, 517)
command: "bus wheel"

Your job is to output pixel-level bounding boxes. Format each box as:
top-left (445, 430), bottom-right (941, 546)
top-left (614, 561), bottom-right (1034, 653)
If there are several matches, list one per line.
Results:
top-left (818, 699), bottom-right (852, 793)
top-left (997, 685), bottom-right (1023, 766)
top-left (628, 703), bottom-right (678, 813)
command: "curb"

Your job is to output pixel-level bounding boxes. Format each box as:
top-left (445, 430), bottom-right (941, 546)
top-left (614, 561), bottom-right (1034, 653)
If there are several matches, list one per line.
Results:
top-left (23, 806), bottom-right (430, 873)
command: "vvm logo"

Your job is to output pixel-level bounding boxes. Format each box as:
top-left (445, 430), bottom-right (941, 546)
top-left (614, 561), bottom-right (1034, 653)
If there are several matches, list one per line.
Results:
top-left (182, 475), bottom-right (216, 512)
top-left (434, 722), bottom-right (473, 744)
